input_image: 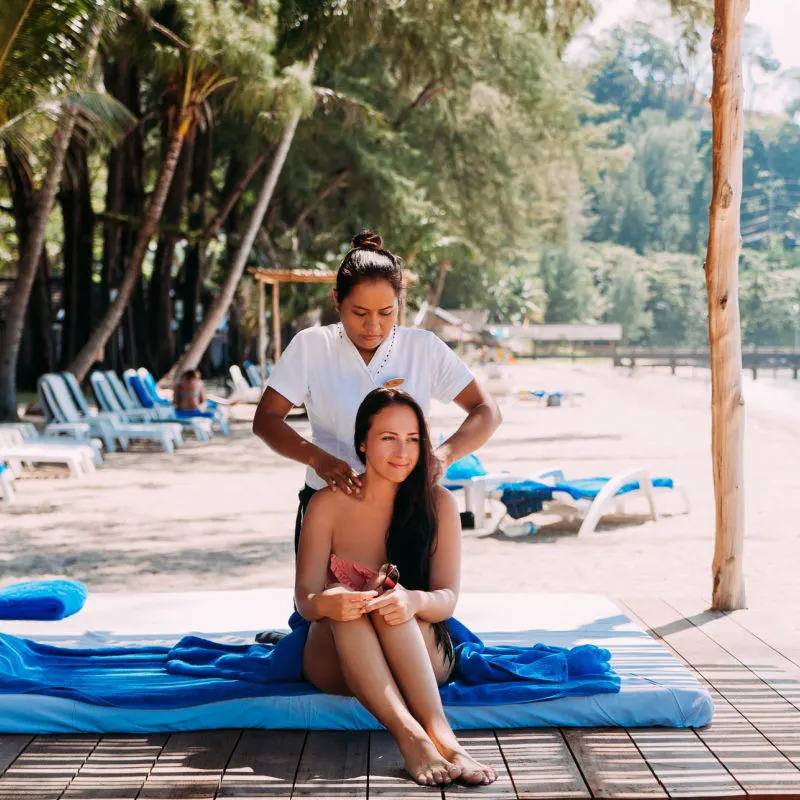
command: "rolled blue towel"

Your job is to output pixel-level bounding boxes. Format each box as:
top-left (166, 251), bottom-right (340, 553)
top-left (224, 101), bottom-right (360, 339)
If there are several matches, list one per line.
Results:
top-left (0, 579), bottom-right (88, 621)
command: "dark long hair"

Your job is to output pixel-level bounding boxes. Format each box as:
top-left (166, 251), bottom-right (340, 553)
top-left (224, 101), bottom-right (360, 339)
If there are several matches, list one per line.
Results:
top-left (354, 388), bottom-right (454, 665)
top-left (336, 230), bottom-right (403, 303)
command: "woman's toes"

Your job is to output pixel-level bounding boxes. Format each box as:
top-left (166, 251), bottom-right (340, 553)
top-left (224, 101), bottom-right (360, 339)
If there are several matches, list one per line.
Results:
top-left (449, 763), bottom-right (463, 779)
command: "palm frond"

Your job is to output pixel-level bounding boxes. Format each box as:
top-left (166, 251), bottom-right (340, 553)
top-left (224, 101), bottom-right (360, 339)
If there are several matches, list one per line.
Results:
top-left (0, 90), bottom-right (136, 152)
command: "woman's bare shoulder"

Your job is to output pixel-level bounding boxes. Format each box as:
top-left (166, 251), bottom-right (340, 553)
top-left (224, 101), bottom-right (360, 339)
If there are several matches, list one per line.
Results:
top-left (434, 484), bottom-right (459, 514)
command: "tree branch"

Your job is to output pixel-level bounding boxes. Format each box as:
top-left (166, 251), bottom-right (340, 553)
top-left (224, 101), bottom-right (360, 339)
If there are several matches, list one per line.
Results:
top-left (292, 167), bottom-right (351, 230)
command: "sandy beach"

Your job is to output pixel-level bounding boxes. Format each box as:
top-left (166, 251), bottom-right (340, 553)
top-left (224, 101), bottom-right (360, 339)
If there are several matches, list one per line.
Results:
top-left (2, 360), bottom-right (797, 625)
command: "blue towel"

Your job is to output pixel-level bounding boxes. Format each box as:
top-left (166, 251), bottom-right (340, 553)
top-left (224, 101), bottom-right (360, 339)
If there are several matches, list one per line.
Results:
top-left (0, 580), bottom-right (88, 621)
top-left (140, 371), bottom-right (172, 407)
top-left (0, 613), bottom-right (619, 709)
top-left (499, 477), bottom-right (674, 520)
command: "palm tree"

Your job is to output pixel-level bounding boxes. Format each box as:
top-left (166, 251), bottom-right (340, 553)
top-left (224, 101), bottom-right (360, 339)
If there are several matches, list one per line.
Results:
top-left (0, 0), bottom-right (132, 421)
top-left (68, 0), bottom-right (278, 382)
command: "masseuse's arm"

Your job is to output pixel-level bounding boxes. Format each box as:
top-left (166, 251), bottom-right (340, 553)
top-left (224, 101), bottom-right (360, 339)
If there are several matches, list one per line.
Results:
top-left (409, 487), bottom-right (462, 623)
top-left (436, 379), bottom-right (502, 468)
top-left (295, 492), bottom-right (375, 621)
top-left (253, 388), bottom-right (361, 491)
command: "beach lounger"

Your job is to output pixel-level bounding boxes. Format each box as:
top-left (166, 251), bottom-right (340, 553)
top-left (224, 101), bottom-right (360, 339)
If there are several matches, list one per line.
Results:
top-left (446, 457), bottom-right (689, 536)
top-left (0, 462), bottom-right (16, 502)
top-left (0, 422), bottom-right (103, 466)
top-left (92, 372), bottom-right (212, 441)
top-left (126, 368), bottom-right (230, 436)
top-left (0, 429), bottom-right (93, 479)
top-left (244, 361), bottom-right (270, 389)
top-left (228, 365), bottom-right (263, 404)
top-left (38, 374), bottom-right (181, 454)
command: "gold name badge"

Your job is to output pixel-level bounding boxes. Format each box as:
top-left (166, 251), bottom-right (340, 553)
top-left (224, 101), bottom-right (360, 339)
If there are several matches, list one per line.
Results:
top-left (382, 377), bottom-right (405, 389)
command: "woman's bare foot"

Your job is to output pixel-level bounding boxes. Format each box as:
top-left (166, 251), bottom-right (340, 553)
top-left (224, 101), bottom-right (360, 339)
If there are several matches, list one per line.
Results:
top-left (399, 734), bottom-right (462, 786)
top-left (427, 727), bottom-right (496, 785)
top-left (444, 748), bottom-right (496, 785)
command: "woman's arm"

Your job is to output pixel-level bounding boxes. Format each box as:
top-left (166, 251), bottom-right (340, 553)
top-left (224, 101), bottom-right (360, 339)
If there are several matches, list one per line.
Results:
top-left (410, 488), bottom-right (462, 623)
top-left (435, 379), bottom-right (501, 469)
top-left (295, 492), bottom-right (376, 621)
top-left (253, 388), bottom-right (324, 468)
top-left (253, 389), bottom-right (363, 492)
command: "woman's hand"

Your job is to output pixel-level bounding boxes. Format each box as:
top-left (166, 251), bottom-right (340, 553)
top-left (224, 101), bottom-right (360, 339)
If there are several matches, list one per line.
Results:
top-left (310, 451), bottom-right (362, 494)
top-left (365, 585), bottom-right (418, 625)
top-left (318, 586), bottom-right (377, 622)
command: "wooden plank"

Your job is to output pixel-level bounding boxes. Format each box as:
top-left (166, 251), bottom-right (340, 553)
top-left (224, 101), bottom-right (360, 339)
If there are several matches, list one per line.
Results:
top-left (668, 599), bottom-right (800, 709)
top-left (621, 598), bottom-right (800, 796)
top-left (292, 731), bottom-right (369, 798)
top-left (725, 608), bottom-right (800, 668)
top-left (625, 728), bottom-right (744, 798)
top-left (137, 729), bottom-right (240, 800)
top-left (562, 729), bottom-right (666, 799)
top-left (0, 735), bottom-right (98, 800)
top-left (0, 735), bottom-right (33, 775)
top-left (367, 732), bottom-right (440, 799)
top-left (442, 730), bottom-right (515, 798)
top-left (494, 729), bottom-right (589, 799)
top-left (61, 734), bottom-right (167, 800)
top-left (218, 729), bottom-right (305, 798)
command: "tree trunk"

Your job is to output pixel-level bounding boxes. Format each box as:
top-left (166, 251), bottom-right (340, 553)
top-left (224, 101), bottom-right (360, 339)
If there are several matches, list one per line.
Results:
top-left (4, 147), bottom-right (54, 390)
top-left (179, 126), bottom-right (214, 350)
top-left (161, 106), bottom-right (303, 386)
top-left (101, 55), bottom-right (145, 372)
top-left (706, 0), bottom-right (748, 611)
top-left (149, 126), bottom-right (195, 374)
top-left (69, 110), bottom-right (193, 382)
top-left (0, 109), bottom-right (78, 420)
top-left (59, 137), bottom-right (95, 366)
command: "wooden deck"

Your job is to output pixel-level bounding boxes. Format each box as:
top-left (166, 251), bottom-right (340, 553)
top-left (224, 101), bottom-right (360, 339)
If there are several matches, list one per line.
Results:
top-left (1, 598), bottom-right (799, 799)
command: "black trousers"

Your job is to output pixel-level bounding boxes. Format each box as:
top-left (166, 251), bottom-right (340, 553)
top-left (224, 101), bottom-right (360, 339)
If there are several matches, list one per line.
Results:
top-left (294, 485), bottom-right (318, 556)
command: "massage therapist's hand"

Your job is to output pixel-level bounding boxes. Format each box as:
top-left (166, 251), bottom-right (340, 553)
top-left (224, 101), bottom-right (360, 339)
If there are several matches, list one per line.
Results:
top-left (310, 451), bottom-right (363, 494)
top-left (318, 586), bottom-right (378, 622)
top-left (365, 585), bottom-right (418, 626)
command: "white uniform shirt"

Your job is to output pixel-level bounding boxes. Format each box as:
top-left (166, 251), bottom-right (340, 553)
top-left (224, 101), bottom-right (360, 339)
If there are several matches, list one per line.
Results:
top-left (266, 324), bottom-right (474, 490)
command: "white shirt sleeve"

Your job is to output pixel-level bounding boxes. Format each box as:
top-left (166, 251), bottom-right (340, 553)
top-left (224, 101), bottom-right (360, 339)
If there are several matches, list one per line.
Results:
top-left (428, 332), bottom-right (475, 403)
top-left (265, 331), bottom-right (310, 407)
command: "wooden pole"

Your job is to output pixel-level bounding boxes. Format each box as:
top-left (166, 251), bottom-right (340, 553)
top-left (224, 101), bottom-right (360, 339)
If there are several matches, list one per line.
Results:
top-left (706, 0), bottom-right (748, 611)
top-left (257, 278), bottom-right (266, 387)
top-left (272, 281), bottom-right (281, 362)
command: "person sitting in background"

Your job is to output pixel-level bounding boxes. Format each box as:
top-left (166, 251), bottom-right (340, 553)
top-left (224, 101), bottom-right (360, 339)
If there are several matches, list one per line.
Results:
top-left (174, 369), bottom-right (206, 412)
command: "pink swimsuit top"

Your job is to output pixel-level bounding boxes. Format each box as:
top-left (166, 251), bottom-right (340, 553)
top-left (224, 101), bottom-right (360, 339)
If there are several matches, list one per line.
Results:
top-left (327, 554), bottom-right (382, 591)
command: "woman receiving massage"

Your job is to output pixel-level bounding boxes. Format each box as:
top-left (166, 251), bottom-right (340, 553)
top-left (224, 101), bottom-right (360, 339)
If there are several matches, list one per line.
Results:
top-left (295, 386), bottom-right (497, 787)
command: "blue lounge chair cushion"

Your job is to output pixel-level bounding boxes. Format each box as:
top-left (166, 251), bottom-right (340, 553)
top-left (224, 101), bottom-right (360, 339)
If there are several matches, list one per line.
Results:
top-left (443, 454), bottom-right (487, 491)
top-left (499, 477), bottom-right (674, 520)
top-left (0, 580), bottom-right (88, 621)
top-left (127, 374), bottom-right (154, 409)
top-left (140, 371), bottom-right (171, 406)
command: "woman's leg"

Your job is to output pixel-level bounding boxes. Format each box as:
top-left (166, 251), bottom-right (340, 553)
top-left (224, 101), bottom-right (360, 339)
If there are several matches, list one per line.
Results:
top-left (303, 618), bottom-right (461, 786)
top-left (370, 613), bottom-right (496, 785)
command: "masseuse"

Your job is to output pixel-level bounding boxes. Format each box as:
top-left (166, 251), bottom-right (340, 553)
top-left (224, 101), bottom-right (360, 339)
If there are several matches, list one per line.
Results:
top-left (253, 230), bottom-right (501, 552)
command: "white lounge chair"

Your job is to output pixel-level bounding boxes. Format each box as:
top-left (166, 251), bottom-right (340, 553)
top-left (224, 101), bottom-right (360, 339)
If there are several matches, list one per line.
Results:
top-left (0, 429), bottom-right (94, 479)
top-left (228, 365), bottom-right (263, 404)
top-left (39, 374), bottom-right (181, 454)
top-left (92, 372), bottom-right (212, 441)
top-left (0, 462), bottom-right (15, 502)
top-left (446, 458), bottom-right (689, 536)
top-left (0, 422), bottom-right (103, 466)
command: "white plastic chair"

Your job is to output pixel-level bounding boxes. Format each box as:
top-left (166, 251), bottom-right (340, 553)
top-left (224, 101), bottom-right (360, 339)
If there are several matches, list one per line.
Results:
top-left (0, 462), bottom-right (15, 503)
top-left (229, 365), bottom-right (263, 404)
top-left (39, 374), bottom-right (181, 454)
top-left (92, 372), bottom-right (212, 441)
top-left (0, 429), bottom-right (93, 478)
top-left (460, 467), bottom-right (689, 536)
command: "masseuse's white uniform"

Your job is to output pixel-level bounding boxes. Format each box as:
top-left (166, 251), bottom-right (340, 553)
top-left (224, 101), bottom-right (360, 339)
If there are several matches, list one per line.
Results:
top-left (267, 323), bottom-right (474, 490)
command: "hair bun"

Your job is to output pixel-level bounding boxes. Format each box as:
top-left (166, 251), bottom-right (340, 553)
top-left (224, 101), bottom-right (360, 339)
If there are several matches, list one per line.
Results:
top-left (352, 230), bottom-right (383, 251)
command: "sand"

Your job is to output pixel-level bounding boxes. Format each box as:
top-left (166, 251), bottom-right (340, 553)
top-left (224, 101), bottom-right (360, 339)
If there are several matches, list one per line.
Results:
top-left (1, 360), bottom-right (798, 627)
